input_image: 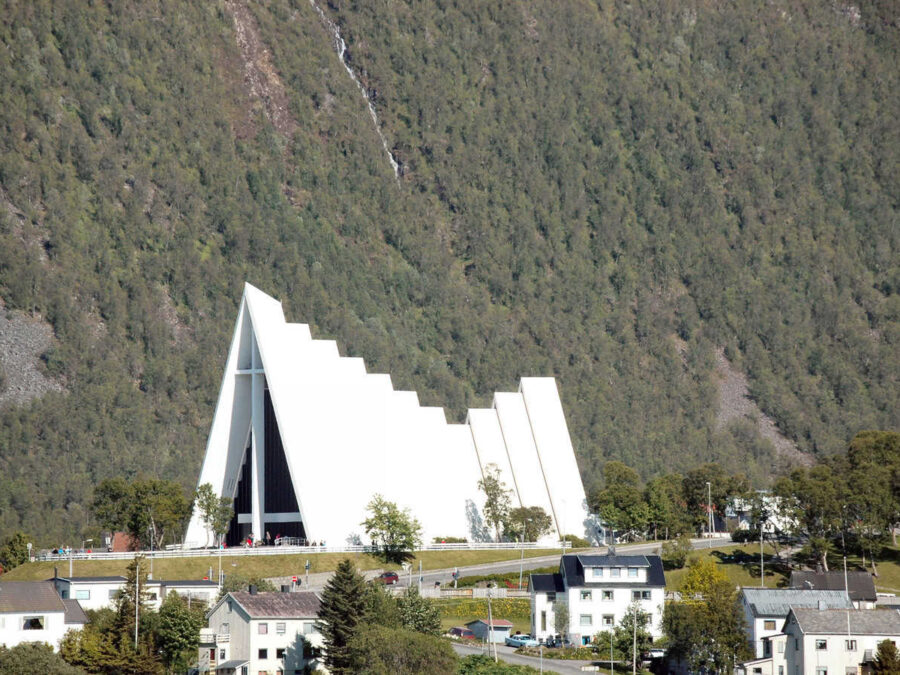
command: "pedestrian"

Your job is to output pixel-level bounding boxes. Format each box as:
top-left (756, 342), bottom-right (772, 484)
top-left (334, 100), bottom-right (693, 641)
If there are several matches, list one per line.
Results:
top-left (266, 530), bottom-right (271, 546)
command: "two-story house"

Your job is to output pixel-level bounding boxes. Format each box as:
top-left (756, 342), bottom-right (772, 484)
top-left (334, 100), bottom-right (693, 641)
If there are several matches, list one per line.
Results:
top-left (0, 581), bottom-right (87, 650)
top-left (530, 552), bottom-right (666, 645)
top-left (740, 588), bottom-right (853, 658)
top-left (740, 607), bottom-right (900, 675)
top-left (200, 588), bottom-right (323, 674)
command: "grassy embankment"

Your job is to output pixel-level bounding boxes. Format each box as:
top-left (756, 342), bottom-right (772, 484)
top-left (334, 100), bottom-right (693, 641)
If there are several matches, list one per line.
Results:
top-left (0, 548), bottom-right (568, 582)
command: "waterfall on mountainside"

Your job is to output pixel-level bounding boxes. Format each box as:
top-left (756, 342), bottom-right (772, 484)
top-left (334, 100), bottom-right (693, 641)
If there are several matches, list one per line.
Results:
top-left (309, 0), bottom-right (401, 179)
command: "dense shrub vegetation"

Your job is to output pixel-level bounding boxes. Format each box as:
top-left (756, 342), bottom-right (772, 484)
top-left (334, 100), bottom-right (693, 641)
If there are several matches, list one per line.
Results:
top-left (0, 0), bottom-right (896, 543)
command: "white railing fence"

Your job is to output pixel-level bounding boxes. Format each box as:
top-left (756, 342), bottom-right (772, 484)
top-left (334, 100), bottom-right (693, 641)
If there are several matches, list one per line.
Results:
top-left (37, 541), bottom-right (572, 563)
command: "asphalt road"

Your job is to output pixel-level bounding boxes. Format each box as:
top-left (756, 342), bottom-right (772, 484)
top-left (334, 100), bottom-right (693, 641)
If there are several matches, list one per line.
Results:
top-left (288, 537), bottom-right (734, 591)
top-left (451, 641), bottom-right (602, 674)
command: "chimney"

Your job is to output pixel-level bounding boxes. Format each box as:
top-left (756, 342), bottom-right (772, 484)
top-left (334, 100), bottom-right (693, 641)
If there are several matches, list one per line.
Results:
top-left (249, 584), bottom-right (258, 595)
top-left (281, 585), bottom-right (290, 593)
top-left (54, 566), bottom-right (59, 580)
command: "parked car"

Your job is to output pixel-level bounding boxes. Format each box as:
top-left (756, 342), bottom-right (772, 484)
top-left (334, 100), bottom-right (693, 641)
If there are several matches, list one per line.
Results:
top-left (447, 626), bottom-right (476, 640)
top-left (376, 571), bottom-right (399, 585)
top-left (505, 633), bottom-right (540, 648)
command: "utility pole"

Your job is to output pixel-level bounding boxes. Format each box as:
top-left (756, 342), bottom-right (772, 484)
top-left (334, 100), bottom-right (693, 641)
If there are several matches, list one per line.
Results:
top-left (134, 560), bottom-right (140, 649)
top-left (760, 520), bottom-right (765, 587)
top-left (486, 585), bottom-right (498, 662)
top-left (707, 481), bottom-right (713, 548)
top-left (519, 530), bottom-right (526, 589)
top-left (632, 610), bottom-right (637, 675)
top-left (610, 629), bottom-right (614, 675)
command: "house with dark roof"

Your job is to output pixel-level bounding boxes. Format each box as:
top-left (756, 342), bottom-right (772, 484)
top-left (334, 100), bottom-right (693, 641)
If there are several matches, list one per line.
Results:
top-left (0, 580), bottom-right (87, 650)
top-left (789, 570), bottom-right (877, 609)
top-left (530, 551), bottom-right (666, 645)
top-left (740, 588), bottom-right (853, 658)
top-left (200, 588), bottom-right (322, 674)
top-left (740, 607), bottom-right (900, 675)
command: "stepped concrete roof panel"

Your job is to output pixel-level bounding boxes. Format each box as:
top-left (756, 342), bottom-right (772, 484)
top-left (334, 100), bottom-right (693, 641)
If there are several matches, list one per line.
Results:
top-left (185, 283), bottom-right (591, 548)
top-left (789, 608), bottom-right (900, 635)
top-left (742, 588), bottom-right (853, 617)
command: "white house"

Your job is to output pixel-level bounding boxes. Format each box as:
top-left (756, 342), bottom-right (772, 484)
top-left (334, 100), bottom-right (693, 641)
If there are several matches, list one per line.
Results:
top-left (52, 576), bottom-right (127, 612)
top-left (184, 283), bottom-right (590, 549)
top-left (740, 607), bottom-right (900, 675)
top-left (740, 588), bottom-right (853, 658)
top-left (0, 581), bottom-right (87, 650)
top-left (53, 575), bottom-right (220, 611)
top-left (530, 552), bottom-right (666, 646)
top-left (199, 588), bottom-right (322, 674)
top-left (730, 493), bottom-right (797, 535)
top-left (147, 579), bottom-right (220, 610)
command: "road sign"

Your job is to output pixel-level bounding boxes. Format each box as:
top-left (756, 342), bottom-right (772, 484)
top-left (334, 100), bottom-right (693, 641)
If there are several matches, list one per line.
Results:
top-left (305, 560), bottom-right (310, 571)
top-left (292, 575), bottom-right (298, 583)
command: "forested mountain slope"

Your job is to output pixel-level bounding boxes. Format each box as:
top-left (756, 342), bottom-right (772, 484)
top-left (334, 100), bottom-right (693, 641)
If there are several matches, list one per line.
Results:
top-left (0, 0), bottom-right (896, 543)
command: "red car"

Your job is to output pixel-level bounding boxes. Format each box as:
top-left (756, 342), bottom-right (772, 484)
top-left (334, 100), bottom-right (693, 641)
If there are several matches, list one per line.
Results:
top-left (376, 571), bottom-right (399, 585)
top-left (448, 626), bottom-right (476, 640)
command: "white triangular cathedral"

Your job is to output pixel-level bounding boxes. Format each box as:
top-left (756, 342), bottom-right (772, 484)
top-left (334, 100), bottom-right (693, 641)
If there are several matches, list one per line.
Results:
top-left (184, 283), bottom-right (590, 548)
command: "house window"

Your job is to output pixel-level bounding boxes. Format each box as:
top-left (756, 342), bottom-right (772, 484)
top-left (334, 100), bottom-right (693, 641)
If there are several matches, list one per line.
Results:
top-left (764, 620), bottom-right (776, 630)
top-left (641, 591), bottom-right (651, 600)
top-left (753, 669), bottom-right (762, 674)
top-left (610, 568), bottom-right (621, 578)
top-left (60, 590), bottom-right (69, 599)
top-left (846, 640), bottom-right (857, 651)
top-left (259, 622), bottom-right (268, 635)
top-left (148, 593), bottom-right (157, 601)
top-left (628, 568), bottom-right (638, 578)
top-left (777, 640), bottom-right (784, 653)
top-left (815, 639), bottom-right (827, 650)
top-left (220, 649), bottom-right (226, 660)
top-left (276, 622), bottom-right (286, 634)
top-left (632, 591), bottom-right (642, 601)
top-left (579, 614), bottom-right (592, 627)
top-left (546, 592), bottom-right (556, 602)
top-left (602, 590), bottom-right (613, 601)
top-left (302, 621), bottom-right (316, 635)
top-left (592, 567), bottom-right (603, 578)
top-left (75, 590), bottom-right (90, 600)
top-left (221, 622), bottom-right (230, 634)
top-left (276, 648), bottom-right (286, 659)
top-left (602, 614), bottom-right (614, 627)
top-left (541, 611), bottom-right (547, 632)
top-left (258, 648), bottom-right (268, 659)
top-left (815, 669), bottom-right (827, 675)
top-left (778, 667), bottom-right (784, 675)
top-left (108, 589), bottom-right (119, 600)
top-left (581, 590), bottom-right (592, 601)
top-left (22, 616), bottom-right (44, 630)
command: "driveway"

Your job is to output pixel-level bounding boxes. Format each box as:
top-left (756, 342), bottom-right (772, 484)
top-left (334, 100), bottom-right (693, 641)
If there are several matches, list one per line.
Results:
top-left (451, 641), bottom-right (604, 674)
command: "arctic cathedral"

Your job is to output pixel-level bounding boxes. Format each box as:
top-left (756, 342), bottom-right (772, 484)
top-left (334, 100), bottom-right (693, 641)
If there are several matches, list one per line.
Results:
top-left (184, 283), bottom-right (590, 548)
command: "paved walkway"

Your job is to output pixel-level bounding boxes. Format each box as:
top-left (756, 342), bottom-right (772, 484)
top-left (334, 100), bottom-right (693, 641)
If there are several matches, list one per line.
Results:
top-left (451, 641), bottom-right (605, 674)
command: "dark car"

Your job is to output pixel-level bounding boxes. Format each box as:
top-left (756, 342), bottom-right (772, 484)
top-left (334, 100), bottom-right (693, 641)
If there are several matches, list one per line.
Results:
top-left (376, 571), bottom-right (399, 584)
top-left (447, 626), bottom-right (476, 640)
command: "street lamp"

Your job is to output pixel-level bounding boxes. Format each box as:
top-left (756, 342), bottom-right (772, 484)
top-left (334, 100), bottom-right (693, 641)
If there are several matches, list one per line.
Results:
top-left (706, 481), bottom-right (713, 548)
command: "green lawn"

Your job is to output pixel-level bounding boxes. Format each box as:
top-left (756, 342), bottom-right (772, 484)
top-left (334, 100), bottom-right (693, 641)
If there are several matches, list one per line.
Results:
top-left (0, 548), bottom-right (570, 582)
top-left (664, 544), bottom-right (787, 590)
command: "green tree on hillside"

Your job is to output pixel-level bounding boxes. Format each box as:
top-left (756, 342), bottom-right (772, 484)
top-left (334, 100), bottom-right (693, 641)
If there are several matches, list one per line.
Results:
top-left (663, 558), bottom-right (750, 671)
top-left (318, 559), bottom-right (368, 674)
top-left (0, 531), bottom-right (31, 571)
top-left (346, 624), bottom-right (457, 675)
top-left (478, 464), bottom-right (513, 542)
top-left (92, 478), bottom-right (191, 550)
top-left (503, 506), bottom-right (553, 542)
top-left (362, 494), bottom-right (422, 563)
top-left (397, 586), bottom-right (441, 635)
top-left (194, 483), bottom-right (234, 548)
